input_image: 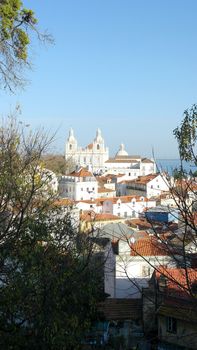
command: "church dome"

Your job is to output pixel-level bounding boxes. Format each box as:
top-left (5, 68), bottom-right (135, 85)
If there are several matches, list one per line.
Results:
top-left (116, 143), bottom-right (128, 157)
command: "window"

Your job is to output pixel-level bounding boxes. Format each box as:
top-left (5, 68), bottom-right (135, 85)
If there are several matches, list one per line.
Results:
top-left (90, 204), bottom-right (93, 208)
top-left (151, 185), bottom-right (153, 189)
top-left (81, 197), bottom-right (83, 200)
top-left (69, 144), bottom-right (72, 150)
top-left (117, 213), bottom-right (120, 217)
top-left (142, 266), bottom-right (151, 277)
top-left (84, 157), bottom-right (86, 163)
top-left (132, 210), bottom-right (136, 218)
top-left (81, 188), bottom-right (83, 191)
top-left (92, 187), bottom-right (95, 191)
top-left (124, 212), bottom-right (127, 218)
top-left (97, 144), bottom-right (100, 150)
top-left (166, 317), bottom-right (177, 333)
top-left (157, 185), bottom-right (160, 188)
top-left (129, 172), bottom-right (131, 176)
top-left (87, 187), bottom-right (89, 191)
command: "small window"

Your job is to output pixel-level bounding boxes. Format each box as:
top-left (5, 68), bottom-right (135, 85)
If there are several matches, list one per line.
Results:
top-left (97, 144), bottom-right (100, 150)
top-left (81, 197), bottom-right (83, 200)
top-left (117, 213), bottom-right (120, 217)
top-left (84, 157), bottom-right (86, 163)
top-left (129, 172), bottom-right (131, 176)
top-left (81, 188), bottom-right (83, 191)
top-left (151, 185), bottom-right (153, 189)
top-left (90, 204), bottom-right (93, 208)
top-left (124, 212), bottom-right (127, 218)
top-left (142, 266), bottom-right (151, 277)
top-left (92, 187), bottom-right (95, 191)
top-left (69, 144), bottom-right (72, 150)
top-left (87, 187), bottom-right (89, 191)
top-left (157, 185), bottom-right (160, 188)
top-left (166, 317), bottom-right (177, 333)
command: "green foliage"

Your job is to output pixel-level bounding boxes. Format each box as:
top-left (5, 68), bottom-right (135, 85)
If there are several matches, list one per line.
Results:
top-left (0, 1), bottom-right (51, 91)
top-left (0, 118), bottom-right (104, 349)
top-left (42, 154), bottom-right (76, 175)
top-left (173, 104), bottom-right (197, 164)
top-left (172, 167), bottom-right (187, 180)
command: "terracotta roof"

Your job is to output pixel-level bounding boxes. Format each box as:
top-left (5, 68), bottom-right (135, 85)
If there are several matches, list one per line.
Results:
top-left (86, 143), bottom-right (93, 150)
top-left (98, 187), bottom-right (115, 193)
top-left (76, 195), bottom-right (152, 205)
top-left (130, 237), bottom-right (171, 257)
top-left (128, 174), bottom-right (158, 185)
top-left (80, 211), bottom-right (121, 222)
top-left (156, 267), bottom-right (197, 298)
top-left (98, 298), bottom-right (142, 321)
top-left (97, 174), bottom-right (124, 181)
top-left (69, 167), bottom-right (94, 177)
top-left (175, 179), bottom-right (197, 191)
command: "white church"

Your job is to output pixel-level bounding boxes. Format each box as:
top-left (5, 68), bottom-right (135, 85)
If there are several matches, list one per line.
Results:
top-left (65, 128), bottom-right (156, 176)
top-left (65, 128), bottom-right (109, 173)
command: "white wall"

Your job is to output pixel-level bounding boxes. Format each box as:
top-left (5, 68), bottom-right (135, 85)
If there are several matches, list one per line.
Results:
top-left (147, 174), bottom-right (169, 198)
top-left (116, 253), bottom-right (174, 298)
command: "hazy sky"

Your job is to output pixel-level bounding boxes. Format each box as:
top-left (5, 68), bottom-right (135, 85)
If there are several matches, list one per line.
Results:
top-left (1, 0), bottom-right (197, 158)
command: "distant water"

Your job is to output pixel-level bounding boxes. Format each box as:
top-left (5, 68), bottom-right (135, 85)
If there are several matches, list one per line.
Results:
top-left (156, 159), bottom-right (197, 175)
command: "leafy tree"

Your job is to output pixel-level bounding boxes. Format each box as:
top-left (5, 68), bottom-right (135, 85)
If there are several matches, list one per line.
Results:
top-left (108, 106), bottom-right (197, 345)
top-left (0, 117), bottom-right (104, 349)
top-left (42, 154), bottom-right (76, 175)
top-left (0, 0), bottom-right (52, 91)
top-left (173, 104), bottom-right (197, 164)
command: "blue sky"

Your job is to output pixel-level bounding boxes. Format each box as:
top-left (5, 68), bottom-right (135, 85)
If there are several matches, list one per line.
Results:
top-left (1, 0), bottom-right (197, 158)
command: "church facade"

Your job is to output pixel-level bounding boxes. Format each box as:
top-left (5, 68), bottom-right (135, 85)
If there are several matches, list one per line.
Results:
top-left (65, 128), bottom-right (156, 176)
top-left (65, 128), bottom-right (109, 173)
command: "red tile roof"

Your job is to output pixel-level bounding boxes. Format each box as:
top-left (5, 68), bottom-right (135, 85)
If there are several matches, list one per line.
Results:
top-left (130, 237), bottom-right (171, 257)
top-left (69, 167), bottom-right (94, 177)
top-left (156, 266), bottom-right (197, 298)
top-left (87, 143), bottom-right (93, 150)
top-left (98, 187), bottom-right (115, 193)
top-left (80, 211), bottom-right (121, 222)
top-left (76, 195), bottom-right (153, 205)
top-left (129, 174), bottom-right (158, 185)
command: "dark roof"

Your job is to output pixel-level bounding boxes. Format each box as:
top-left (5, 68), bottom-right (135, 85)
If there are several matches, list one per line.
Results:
top-left (98, 298), bottom-right (142, 320)
top-left (157, 297), bottom-right (197, 322)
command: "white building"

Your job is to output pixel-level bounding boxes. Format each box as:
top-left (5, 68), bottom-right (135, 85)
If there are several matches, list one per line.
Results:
top-left (118, 173), bottom-right (169, 198)
top-left (115, 236), bottom-right (176, 298)
top-left (76, 195), bottom-right (156, 218)
top-left (104, 144), bottom-right (156, 178)
top-left (59, 167), bottom-right (98, 201)
top-left (65, 128), bottom-right (109, 173)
